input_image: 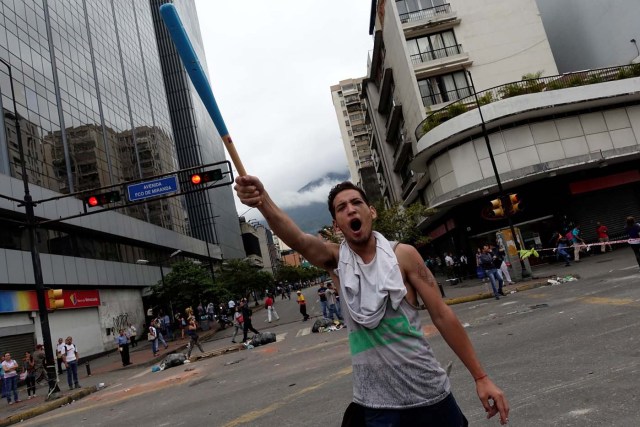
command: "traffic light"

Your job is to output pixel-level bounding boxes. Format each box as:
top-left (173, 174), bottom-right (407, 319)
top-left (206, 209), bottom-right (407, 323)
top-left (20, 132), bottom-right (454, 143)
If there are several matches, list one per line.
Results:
top-left (190, 169), bottom-right (223, 185)
top-left (84, 191), bottom-right (121, 208)
top-left (490, 198), bottom-right (504, 217)
top-left (508, 194), bottom-right (520, 214)
top-left (48, 289), bottom-right (64, 310)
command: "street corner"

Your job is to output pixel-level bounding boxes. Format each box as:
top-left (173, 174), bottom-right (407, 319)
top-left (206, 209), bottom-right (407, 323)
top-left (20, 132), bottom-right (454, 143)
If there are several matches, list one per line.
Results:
top-left (0, 385), bottom-right (99, 427)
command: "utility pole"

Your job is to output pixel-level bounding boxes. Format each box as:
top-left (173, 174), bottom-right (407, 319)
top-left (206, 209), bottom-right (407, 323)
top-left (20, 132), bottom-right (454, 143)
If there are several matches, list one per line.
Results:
top-left (1, 58), bottom-right (59, 397)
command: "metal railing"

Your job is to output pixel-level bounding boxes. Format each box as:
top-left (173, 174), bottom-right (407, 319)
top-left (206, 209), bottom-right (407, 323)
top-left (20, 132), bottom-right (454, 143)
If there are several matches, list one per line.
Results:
top-left (410, 44), bottom-right (462, 65)
top-left (420, 85), bottom-right (472, 108)
top-left (415, 63), bottom-right (640, 141)
top-left (399, 3), bottom-right (452, 24)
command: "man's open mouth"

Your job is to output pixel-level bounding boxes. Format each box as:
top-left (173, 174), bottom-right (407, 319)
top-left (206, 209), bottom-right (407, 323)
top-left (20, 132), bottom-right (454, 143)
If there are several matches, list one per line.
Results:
top-left (350, 219), bottom-right (362, 232)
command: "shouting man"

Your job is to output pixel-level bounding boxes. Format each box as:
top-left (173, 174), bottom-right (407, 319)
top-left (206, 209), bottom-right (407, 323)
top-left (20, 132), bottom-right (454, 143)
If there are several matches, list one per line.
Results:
top-left (235, 177), bottom-right (509, 426)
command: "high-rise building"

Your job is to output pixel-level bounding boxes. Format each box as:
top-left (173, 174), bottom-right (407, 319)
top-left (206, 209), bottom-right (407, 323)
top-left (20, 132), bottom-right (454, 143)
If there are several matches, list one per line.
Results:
top-left (361, 0), bottom-right (558, 206)
top-left (0, 0), bottom-right (243, 359)
top-left (330, 78), bottom-right (382, 204)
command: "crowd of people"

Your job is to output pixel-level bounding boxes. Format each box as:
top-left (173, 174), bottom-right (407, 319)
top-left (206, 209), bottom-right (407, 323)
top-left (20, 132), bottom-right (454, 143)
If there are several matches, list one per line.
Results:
top-left (1, 336), bottom-right (83, 406)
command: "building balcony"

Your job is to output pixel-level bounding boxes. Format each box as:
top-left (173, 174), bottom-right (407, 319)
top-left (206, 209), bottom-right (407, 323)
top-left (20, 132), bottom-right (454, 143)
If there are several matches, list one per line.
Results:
top-left (400, 3), bottom-right (458, 36)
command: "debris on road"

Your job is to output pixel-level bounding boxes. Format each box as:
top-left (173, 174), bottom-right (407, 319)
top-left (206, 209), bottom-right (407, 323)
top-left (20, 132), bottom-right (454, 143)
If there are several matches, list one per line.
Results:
top-left (159, 353), bottom-right (187, 370)
top-left (547, 275), bottom-right (578, 285)
top-left (312, 318), bottom-right (344, 333)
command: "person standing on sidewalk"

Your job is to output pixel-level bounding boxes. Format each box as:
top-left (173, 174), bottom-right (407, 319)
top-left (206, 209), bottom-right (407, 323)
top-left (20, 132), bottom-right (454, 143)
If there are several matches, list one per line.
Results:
top-left (264, 294), bottom-right (280, 323)
top-left (62, 336), bottom-right (81, 390)
top-left (115, 329), bottom-right (131, 367)
top-left (33, 344), bottom-right (46, 384)
top-left (241, 298), bottom-right (259, 342)
top-left (127, 323), bottom-right (137, 348)
top-left (571, 224), bottom-right (587, 262)
top-left (296, 290), bottom-right (310, 321)
top-left (154, 316), bottom-right (169, 350)
top-left (234, 176), bottom-right (508, 425)
top-left (186, 310), bottom-right (204, 358)
top-left (22, 351), bottom-right (36, 399)
top-left (625, 216), bottom-right (640, 268)
top-left (56, 338), bottom-right (65, 374)
top-left (148, 323), bottom-right (159, 356)
top-left (1, 353), bottom-right (20, 405)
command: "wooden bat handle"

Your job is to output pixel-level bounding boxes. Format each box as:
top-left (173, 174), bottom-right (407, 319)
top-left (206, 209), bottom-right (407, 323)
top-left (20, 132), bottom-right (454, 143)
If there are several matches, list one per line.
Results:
top-left (222, 135), bottom-right (247, 177)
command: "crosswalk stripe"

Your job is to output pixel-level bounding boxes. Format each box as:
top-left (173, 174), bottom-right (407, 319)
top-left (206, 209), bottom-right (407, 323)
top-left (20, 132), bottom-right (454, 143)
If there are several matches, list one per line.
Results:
top-left (296, 327), bottom-right (311, 337)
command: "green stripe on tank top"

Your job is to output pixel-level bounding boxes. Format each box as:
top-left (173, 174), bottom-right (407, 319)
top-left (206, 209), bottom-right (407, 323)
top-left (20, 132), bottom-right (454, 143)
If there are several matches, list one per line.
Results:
top-left (348, 315), bottom-right (423, 355)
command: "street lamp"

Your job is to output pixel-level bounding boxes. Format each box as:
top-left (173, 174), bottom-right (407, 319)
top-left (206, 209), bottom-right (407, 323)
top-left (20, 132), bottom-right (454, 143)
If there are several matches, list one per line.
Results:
top-left (466, 70), bottom-right (528, 278)
top-left (0, 58), bottom-right (59, 397)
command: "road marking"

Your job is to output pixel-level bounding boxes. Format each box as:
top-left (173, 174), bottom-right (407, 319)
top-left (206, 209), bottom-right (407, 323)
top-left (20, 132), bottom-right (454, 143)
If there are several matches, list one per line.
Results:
top-left (296, 327), bottom-right (311, 337)
top-left (222, 366), bottom-right (352, 427)
top-left (276, 332), bottom-right (287, 342)
top-left (580, 296), bottom-right (637, 306)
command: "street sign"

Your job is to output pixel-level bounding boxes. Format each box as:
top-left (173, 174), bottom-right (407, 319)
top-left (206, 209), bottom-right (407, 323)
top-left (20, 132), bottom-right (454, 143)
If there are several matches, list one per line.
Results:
top-left (127, 175), bottom-right (179, 202)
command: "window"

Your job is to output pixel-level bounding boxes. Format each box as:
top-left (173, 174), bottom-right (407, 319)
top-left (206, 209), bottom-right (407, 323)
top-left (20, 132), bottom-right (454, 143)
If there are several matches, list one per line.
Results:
top-left (340, 100), bottom-right (345, 107)
top-left (418, 71), bottom-right (471, 107)
top-left (407, 30), bottom-right (460, 65)
top-left (345, 120), bottom-right (350, 126)
top-left (343, 110), bottom-right (348, 117)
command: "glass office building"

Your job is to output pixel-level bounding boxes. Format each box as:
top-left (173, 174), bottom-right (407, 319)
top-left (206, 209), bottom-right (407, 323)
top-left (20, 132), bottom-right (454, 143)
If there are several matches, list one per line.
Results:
top-left (0, 0), bottom-right (244, 358)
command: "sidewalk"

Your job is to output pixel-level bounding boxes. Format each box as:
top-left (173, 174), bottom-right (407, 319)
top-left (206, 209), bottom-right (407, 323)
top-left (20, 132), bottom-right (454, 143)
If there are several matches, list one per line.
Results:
top-left (1, 249), bottom-right (635, 426)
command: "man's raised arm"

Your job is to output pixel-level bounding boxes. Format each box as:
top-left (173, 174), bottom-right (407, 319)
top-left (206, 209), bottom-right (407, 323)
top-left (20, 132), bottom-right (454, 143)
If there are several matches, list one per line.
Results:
top-left (235, 175), bottom-right (337, 269)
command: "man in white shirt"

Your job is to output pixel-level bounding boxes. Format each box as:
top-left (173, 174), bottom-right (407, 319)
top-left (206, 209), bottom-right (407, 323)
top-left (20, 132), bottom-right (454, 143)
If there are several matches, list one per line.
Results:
top-left (62, 336), bottom-right (81, 390)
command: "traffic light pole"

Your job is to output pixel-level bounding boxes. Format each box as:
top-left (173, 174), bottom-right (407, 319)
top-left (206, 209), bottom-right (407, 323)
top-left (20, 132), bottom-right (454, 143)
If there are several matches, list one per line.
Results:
top-left (1, 58), bottom-right (59, 397)
top-left (467, 71), bottom-right (528, 276)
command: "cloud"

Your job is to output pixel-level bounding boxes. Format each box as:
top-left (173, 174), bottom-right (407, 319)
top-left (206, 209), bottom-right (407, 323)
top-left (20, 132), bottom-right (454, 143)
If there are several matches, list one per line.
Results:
top-left (193, 1), bottom-right (373, 216)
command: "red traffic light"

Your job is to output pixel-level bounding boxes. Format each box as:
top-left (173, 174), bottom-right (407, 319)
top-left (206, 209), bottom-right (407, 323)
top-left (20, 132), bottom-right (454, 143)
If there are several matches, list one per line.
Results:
top-left (83, 191), bottom-right (121, 208)
top-left (190, 169), bottom-right (223, 185)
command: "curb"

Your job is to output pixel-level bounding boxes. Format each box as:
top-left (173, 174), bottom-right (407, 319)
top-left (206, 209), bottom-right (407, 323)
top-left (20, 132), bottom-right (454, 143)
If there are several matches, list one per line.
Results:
top-left (0, 386), bottom-right (98, 427)
top-left (444, 280), bottom-right (549, 305)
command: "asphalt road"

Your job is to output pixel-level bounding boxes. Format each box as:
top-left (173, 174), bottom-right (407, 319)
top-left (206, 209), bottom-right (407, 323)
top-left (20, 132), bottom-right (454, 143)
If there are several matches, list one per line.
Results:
top-left (19, 262), bottom-right (640, 427)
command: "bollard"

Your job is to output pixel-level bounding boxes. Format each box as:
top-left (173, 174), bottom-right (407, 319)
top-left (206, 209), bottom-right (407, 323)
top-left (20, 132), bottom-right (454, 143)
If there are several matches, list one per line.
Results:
top-left (85, 362), bottom-right (92, 376)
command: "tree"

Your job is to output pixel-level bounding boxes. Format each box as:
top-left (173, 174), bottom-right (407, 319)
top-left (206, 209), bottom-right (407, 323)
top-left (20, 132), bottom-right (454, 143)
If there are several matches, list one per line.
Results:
top-left (275, 264), bottom-right (325, 283)
top-left (373, 202), bottom-right (434, 246)
top-left (217, 259), bottom-right (273, 299)
top-left (151, 261), bottom-right (216, 313)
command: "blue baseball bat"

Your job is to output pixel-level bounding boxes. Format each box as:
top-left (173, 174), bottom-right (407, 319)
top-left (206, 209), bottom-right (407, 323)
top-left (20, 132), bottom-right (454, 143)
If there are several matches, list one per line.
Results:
top-left (159, 3), bottom-right (247, 176)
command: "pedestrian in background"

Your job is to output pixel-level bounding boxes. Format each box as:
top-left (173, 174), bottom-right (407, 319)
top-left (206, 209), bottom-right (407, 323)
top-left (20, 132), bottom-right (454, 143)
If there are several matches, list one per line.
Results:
top-left (154, 316), bottom-right (168, 350)
top-left (596, 221), bottom-right (612, 253)
top-left (1, 352), bottom-right (19, 405)
top-left (325, 283), bottom-right (343, 321)
top-left (625, 216), bottom-right (640, 268)
top-left (231, 306), bottom-right (243, 343)
top-left (127, 323), bottom-right (137, 348)
top-left (148, 323), bottom-right (159, 356)
top-left (551, 231), bottom-right (571, 266)
top-left (186, 310), bottom-right (204, 358)
top-left (479, 245), bottom-right (505, 300)
top-left (296, 290), bottom-right (310, 321)
top-left (241, 298), bottom-right (260, 342)
top-left (162, 311), bottom-right (173, 341)
top-left (56, 338), bottom-right (65, 374)
top-left (115, 329), bottom-right (131, 367)
top-left (33, 344), bottom-right (46, 384)
top-left (264, 294), bottom-right (280, 323)
top-left (571, 224), bottom-right (587, 262)
top-left (62, 336), bottom-right (80, 390)
top-left (22, 351), bottom-right (36, 399)
top-left (317, 283), bottom-right (328, 318)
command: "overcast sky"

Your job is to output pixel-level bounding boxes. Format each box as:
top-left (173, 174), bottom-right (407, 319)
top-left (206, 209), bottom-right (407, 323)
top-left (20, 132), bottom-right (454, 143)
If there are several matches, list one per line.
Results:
top-left (193, 1), bottom-right (373, 215)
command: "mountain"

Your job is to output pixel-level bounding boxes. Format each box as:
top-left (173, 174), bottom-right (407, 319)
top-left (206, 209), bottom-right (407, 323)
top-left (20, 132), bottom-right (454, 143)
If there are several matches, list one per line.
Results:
top-left (288, 171), bottom-right (350, 234)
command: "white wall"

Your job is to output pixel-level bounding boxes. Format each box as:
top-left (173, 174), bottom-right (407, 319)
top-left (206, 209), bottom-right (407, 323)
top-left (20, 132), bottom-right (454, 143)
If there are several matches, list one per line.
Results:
top-left (97, 289), bottom-right (145, 351)
top-left (425, 105), bottom-right (640, 206)
top-left (456, 0), bottom-right (558, 90)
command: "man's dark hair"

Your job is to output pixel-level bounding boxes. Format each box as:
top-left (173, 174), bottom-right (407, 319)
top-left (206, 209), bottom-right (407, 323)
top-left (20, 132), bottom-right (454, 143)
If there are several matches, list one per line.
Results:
top-left (327, 181), bottom-right (370, 219)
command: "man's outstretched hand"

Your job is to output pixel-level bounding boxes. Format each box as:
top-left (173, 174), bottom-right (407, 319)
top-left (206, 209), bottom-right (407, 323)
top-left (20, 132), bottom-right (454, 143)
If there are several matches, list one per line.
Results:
top-left (235, 175), bottom-right (265, 207)
top-left (476, 377), bottom-right (510, 425)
